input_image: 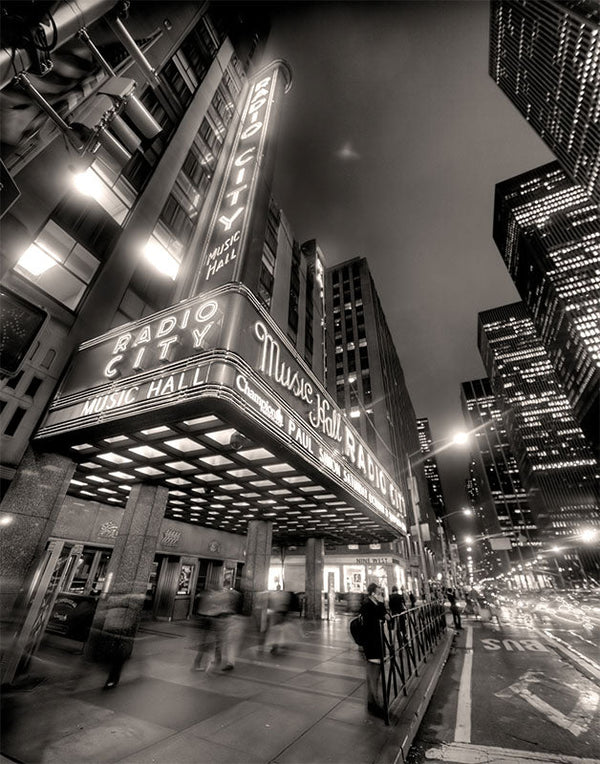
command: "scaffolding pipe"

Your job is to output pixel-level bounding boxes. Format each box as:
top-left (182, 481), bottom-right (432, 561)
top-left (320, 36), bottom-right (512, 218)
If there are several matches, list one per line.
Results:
top-left (0, 0), bottom-right (118, 90)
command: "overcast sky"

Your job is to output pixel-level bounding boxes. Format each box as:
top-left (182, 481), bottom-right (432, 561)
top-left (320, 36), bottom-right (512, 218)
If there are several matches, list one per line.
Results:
top-left (261, 0), bottom-right (553, 524)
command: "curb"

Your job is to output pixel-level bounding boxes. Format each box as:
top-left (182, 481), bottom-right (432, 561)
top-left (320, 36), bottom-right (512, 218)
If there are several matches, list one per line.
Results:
top-left (378, 629), bottom-right (456, 764)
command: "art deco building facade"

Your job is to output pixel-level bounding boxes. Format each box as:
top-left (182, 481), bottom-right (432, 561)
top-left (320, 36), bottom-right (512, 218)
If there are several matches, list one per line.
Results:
top-left (489, 0), bottom-right (600, 202)
top-left (0, 2), bottom-right (412, 682)
top-left (324, 258), bottom-right (439, 585)
top-left (478, 302), bottom-right (599, 576)
top-left (493, 162), bottom-right (600, 457)
top-left (461, 378), bottom-right (540, 585)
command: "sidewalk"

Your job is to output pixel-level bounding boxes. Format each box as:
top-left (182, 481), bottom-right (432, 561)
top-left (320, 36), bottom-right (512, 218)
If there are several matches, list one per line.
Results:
top-left (1, 613), bottom-right (454, 764)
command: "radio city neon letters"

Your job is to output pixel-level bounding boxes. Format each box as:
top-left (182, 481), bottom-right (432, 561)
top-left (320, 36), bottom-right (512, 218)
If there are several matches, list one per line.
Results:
top-left (103, 299), bottom-right (219, 379)
top-left (203, 75), bottom-right (274, 283)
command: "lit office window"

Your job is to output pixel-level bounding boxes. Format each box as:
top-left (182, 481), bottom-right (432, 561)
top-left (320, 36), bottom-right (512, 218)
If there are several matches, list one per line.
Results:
top-left (15, 220), bottom-right (99, 310)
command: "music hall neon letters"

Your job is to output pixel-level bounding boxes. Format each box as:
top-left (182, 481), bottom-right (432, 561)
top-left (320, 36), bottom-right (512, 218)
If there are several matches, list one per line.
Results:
top-left (201, 72), bottom-right (276, 284)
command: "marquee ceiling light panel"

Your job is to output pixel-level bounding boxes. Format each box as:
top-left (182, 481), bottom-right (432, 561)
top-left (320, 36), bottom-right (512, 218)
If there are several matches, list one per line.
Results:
top-left (66, 413), bottom-right (398, 545)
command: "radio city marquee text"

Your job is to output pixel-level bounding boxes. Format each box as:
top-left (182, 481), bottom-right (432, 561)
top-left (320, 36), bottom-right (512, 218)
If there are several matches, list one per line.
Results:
top-left (252, 321), bottom-right (405, 518)
top-left (202, 73), bottom-right (275, 283)
top-left (72, 298), bottom-right (220, 416)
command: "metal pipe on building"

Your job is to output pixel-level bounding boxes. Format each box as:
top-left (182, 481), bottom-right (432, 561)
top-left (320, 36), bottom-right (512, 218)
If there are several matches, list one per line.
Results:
top-left (0, 0), bottom-right (118, 91)
top-left (106, 16), bottom-right (161, 89)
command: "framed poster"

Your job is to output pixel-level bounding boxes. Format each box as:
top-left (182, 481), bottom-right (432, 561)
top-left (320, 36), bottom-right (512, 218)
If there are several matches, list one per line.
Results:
top-left (177, 564), bottom-right (194, 595)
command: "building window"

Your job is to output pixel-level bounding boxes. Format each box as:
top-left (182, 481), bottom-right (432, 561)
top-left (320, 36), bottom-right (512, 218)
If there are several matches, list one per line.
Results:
top-left (161, 56), bottom-right (195, 108)
top-left (14, 220), bottom-right (99, 310)
top-left (259, 202), bottom-right (279, 310)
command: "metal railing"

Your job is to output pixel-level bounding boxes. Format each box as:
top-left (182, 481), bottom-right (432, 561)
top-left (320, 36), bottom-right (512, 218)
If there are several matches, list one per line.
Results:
top-left (378, 601), bottom-right (447, 725)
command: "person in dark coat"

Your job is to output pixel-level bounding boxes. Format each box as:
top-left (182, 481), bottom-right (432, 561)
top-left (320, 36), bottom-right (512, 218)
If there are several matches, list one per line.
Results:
top-left (359, 582), bottom-right (389, 718)
top-left (388, 586), bottom-right (405, 615)
top-left (388, 585), bottom-right (406, 642)
top-left (446, 587), bottom-right (462, 630)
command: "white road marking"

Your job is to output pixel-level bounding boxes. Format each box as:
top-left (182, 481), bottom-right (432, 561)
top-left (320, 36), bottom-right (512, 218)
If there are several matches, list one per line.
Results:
top-left (454, 625), bottom-right (473, 743)
top-left (536, 626), bottom-right (600, 682)
top-left (424, 741), bottom-right (600, 763)
top-left (495, 669), bottom-right (599, 737)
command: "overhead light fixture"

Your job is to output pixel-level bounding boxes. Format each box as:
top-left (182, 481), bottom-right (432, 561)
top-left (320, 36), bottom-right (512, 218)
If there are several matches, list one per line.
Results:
top-left (72, 167), bottom-right (104, 198)
top-left (17, 243), bottom-right (56, 275)
top-left (142, 238), bottom-right (179, 279)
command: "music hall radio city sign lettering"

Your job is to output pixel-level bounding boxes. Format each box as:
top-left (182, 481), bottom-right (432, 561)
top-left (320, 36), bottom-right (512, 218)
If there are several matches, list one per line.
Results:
top-left (37, 292), bottom-right (406, 533)
top-left (252, 319), bottom-right (405, 519)
top-left (193, 61), bottom-right (290, 291)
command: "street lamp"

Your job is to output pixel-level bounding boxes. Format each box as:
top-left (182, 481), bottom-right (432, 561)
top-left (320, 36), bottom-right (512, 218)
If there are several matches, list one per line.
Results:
top-left (437, 508), bottom-right (472, 588)
top-left (406, 431), bottom-right (471, 597)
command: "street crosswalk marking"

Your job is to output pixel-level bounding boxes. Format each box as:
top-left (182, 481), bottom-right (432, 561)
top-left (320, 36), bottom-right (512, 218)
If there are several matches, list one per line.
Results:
top-left (424, 741), bottom-right (600, 763)
top-left (495, 669), bottom-right (599, 737)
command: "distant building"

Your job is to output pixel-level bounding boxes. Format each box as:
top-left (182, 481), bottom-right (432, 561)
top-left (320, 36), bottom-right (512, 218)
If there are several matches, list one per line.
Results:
top-left (489, 0), bottom-right (600, 202)
top-left (478, 303), bottom-right (599, 578)
top-left (324, 257), bottom-right (439, 587)
top-left (325, 258), bottom-right (418, 482)
top-left (493, 162), bottom-right (600, 457)
top-left (461, 378), bottom-right (539, 586)
top-left (416, 418), bottom-right (446, 518)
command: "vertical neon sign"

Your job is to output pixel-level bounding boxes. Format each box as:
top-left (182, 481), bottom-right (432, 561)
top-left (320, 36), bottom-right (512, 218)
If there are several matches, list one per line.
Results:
top-left (192, 61), bottom-right (291, 293)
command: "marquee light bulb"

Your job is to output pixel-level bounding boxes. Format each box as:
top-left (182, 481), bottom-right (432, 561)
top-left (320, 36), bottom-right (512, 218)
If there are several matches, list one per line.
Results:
top-left (72, 167), bottom-right (104, 198)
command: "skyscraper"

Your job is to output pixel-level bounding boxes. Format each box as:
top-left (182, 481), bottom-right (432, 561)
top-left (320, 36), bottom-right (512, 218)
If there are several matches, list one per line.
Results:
top-left (478, 302), bottom-right (599, 576)
top-left (493, 162), bottom-right (600, 456)
top-left (489, 0), bottom-right (600, 202)
top-left (461, 378), bottom-right (539, 585)
top-left (325, 258), bottom-right (421, 487)
top-left (416, 418), bottom-right (446, 518)
top-left (324, 257), bottom-right (439, 583)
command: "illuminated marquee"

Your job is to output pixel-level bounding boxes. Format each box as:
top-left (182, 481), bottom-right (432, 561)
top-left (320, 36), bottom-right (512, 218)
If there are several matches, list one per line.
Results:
top-left (37, 285), bottom-right (407, 533)
top-left (252, 319), bottom-right (400, 509)
top-left (233, 364), bottom-right (405, 531)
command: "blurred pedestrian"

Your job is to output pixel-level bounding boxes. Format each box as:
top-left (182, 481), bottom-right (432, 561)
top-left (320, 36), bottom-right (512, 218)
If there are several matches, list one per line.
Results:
top-left (265, 585), bottom-right (291, 654)
top-left (98, 592), bottom-right (142, 688)
top-left (360, 582), bottom-right (390, 718)
top-left (221, 588), bottom-right (244, 670)
top-left (192, 585), bottom-right (236, 672)
top-left (388, 585), bottom-right (406, 642)
top-left (446, 587), bottom-right (462, 630)
top-left (408, 590), bottom-right (417, 608)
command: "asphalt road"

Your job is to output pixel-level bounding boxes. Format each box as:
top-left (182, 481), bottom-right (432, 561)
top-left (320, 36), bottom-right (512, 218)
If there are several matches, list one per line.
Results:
top-left (406, 605), bottom-right (600, 764)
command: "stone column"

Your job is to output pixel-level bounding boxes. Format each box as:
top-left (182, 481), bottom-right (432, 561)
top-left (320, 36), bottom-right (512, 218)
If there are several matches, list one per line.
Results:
top-left (240, 519), bottom-right (272, 616)
top-left (0, 447), bottom-right (75, 622)
top-left (85, 482), bottom-right (168, 662)
top-left (305, 537), bottom-right (324, 620)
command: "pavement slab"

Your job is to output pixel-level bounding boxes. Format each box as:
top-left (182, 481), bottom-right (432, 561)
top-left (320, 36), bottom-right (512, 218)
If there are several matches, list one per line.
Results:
top-left (74, 676), bottom-right (242, 730)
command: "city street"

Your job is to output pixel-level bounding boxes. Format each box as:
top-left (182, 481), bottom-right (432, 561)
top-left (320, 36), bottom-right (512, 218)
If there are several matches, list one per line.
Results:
top-left (509, 590), bottom-right (600, 671)
top-left (407, 607), bottom-right (600, 764)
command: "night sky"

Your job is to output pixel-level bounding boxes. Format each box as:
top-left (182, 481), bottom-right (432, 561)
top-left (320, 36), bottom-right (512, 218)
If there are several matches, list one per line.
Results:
top-left (261, 0), bottom-right (553, 531)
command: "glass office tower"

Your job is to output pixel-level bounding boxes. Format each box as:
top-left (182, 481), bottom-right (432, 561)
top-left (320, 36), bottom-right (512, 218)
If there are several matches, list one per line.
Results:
top-left (416, 418), bottom-right (446, 518)
top-left (478, 302), bottom-right (599, 579)
top-left (493, 161), bottom-right (600, 457)
top-left (461, 378), bottom-right (540, 586)
top-left (489, 0), bottom-right (600, 202)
